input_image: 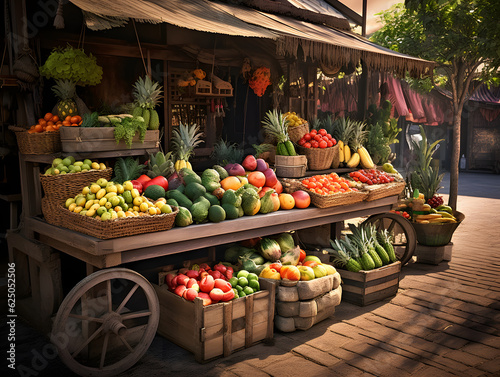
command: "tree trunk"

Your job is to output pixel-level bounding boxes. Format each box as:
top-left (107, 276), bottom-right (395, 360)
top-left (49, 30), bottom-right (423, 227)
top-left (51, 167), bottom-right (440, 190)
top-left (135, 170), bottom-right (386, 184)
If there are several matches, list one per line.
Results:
top-left (449, 108), bottom-right (461, 211)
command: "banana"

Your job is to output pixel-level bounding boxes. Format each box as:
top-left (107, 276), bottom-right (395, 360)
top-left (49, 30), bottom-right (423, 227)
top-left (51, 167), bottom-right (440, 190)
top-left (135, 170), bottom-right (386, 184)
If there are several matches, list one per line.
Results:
top-left (346, 152), bottom-right (360, 168)
top-left (344, 145), bottom-right (351, 163)
top-left (358, 146), bottom-right (375, 169)
top-left (338, 140), bottom-right (344, 163)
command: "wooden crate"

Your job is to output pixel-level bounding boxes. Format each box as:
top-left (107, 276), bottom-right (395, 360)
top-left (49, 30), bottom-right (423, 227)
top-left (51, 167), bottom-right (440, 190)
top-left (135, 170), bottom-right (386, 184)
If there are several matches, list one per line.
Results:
top-left (153, 273), bottom-right (275, 363)
top-left (59, 127), bottom-right (159, 153)
top-left (338, 261), bottom-right (401, 306)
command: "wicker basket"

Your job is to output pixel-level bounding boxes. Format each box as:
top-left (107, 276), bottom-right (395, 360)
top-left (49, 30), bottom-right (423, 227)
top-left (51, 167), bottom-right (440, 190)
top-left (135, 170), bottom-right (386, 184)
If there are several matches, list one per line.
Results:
top-left (41, 197), bottom-right (63, 227)
top-left (330, 144), bottom-right (341, 169)
top-left (363, 181), bottom-right (406, 201)
top-left (297, 146), bottom-right (336, 171)
top-left (281, 178), bottom-right (368, 208)
top-left (287, 123), bottom-right (309, 143)
top-left (40, 167), bottom-right (113, 204)
top-left (44, 201), bottom-right (178, 239)
top-left (10, 126), bottom-right (61, 155)
top-left (274, 155), bottom-right (307, 178)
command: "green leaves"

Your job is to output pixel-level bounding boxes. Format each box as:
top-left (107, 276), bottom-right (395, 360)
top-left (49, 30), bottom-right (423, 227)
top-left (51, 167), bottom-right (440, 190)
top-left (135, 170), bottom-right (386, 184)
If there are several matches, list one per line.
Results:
top-left (39, 45), bottom-right (103, 86)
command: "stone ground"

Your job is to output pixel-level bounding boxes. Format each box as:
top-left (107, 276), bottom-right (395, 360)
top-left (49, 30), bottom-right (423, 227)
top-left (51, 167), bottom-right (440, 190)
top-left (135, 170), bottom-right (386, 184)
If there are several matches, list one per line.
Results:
top-left (1, 171), bottom-right (500, 376)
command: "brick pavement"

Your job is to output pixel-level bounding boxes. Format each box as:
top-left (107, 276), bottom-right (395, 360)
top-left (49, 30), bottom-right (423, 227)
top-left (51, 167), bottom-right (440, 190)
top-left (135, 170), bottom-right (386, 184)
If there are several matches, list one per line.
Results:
top-left (2, 187), bottom-right (500, 377)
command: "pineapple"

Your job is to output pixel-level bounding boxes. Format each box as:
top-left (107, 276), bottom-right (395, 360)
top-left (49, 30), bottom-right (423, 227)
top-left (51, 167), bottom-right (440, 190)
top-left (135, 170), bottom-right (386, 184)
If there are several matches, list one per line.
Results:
top-left (52, 80), bottom-right (78, 118)
top-left (132, 76), bottom-right (163, 130)
top-left (146, 151), bottom-right (175, 179)
top-left (327, 238), bottom-right (362, 272)
top-left (261, 109), bottom-right (295, 156)
top-left (332, 117), bottom-right (355, 163)
top-left (171, 122), bottom-right (204, 171)
top-left (211, 139), bottom-right (244, 166)
top-left (346, 119), bottom-right (369, 168)
top-left (408, 125), bottom-right (444, 203)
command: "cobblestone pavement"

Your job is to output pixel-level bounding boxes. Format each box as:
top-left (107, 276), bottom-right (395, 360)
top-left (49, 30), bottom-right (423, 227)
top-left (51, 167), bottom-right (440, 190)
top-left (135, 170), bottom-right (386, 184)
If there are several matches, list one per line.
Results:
top-left (2, 172), bottom-right (500, 376)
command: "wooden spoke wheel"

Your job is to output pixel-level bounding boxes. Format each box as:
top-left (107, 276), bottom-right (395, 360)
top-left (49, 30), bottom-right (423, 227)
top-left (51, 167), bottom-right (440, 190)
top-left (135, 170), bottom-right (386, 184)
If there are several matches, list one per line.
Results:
top-left (364, 212), bottom-right (417, 266)
top-left (51, 268), bottom-right (159, 377)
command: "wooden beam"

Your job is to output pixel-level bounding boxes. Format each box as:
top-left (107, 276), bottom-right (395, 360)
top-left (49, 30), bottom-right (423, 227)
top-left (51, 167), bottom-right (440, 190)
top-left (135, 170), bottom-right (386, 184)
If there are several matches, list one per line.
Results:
top-left (323, 0), bottom-right (363, 26)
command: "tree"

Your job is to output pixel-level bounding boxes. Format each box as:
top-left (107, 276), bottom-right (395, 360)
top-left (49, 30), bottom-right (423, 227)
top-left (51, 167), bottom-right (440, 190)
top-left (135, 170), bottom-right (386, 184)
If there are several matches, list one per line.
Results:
top-left (371, 0), bottom-right (500, 210)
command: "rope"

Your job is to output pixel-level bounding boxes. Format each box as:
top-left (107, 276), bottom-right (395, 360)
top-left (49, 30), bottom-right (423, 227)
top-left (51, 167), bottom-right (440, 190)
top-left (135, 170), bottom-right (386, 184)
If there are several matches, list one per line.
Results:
top-left (53, 0), bottom-right (65, 29)
top-left (132, 19), bottom-right (148, 77)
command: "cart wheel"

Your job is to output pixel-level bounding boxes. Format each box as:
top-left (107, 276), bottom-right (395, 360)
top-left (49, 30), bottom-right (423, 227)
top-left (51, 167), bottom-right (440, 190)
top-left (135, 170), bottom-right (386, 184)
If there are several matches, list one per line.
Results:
top-left (364, 212), bottom-right (417, 266)
top-left (51, 268), bottom-right (159, 377)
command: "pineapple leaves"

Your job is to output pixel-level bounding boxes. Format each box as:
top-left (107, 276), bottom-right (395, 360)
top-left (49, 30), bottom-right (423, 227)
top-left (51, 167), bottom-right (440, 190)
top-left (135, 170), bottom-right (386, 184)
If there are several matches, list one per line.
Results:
top-left (112, 157), bottom-right (145, 183)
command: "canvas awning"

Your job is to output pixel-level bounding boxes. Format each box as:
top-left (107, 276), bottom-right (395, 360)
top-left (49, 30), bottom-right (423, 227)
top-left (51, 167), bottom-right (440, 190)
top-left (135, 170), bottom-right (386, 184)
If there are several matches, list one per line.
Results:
top-left (67, 0), bottom-right (434, 77)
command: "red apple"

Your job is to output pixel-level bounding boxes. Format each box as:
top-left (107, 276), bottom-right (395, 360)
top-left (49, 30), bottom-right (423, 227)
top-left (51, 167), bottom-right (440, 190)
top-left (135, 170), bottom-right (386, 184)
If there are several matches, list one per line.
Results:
top-left (208, 270), bottom-right (223, 280)
top-left (280, 265), bottom-right (301, 281)
top-left (222, 289), bottom-right (236, 302)
top-left (197, 292), bottom-right (212, 306)
top-left (209, 288), bottom-right (225, 302)
top-left (176, 274), bottom-right (189, 286)
top-left (174, 285), bottom-right (187, 297)
top-left (291, 190), bottom-right (311, 208)
top-left (214, 278), bottom-right (232, 293)
top-left (186, 270), bottom-right (200, 279)
top-left (199, 271), bottom-right (209, 280)
top-left (256, 158), bottom-right (268, 172)
top-left (270, 179), bottom-right (283, 194)
top-left (186, 278), bottom-right (200, 292)
top-left (199, 275), bottom-right (215, 293)
top-left (242, 155), bottom-right (258, 171)
top-left (263, 168), bottom-right (278, 187)
top-left (183, 288), bottom-right (199, 301)
top-left (165, 273), bottom-right (176, 289)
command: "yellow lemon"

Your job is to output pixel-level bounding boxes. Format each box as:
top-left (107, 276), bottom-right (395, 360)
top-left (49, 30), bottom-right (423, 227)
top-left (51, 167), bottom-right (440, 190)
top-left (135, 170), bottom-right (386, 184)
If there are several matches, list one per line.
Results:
top-left (99, 163), bottom-right (106, 170)
top-left (90, 184), bottom-right (101, 194)
top-left (115, 184), bottom-right (124, 194)
top-left (73, 206), bottom-right (83, 213)
top-left (117, 210), bottom-right (125, 218)
top-left (68, 203), bottom-right (77, 212)
top-left (91, 162), bottom-right (100, 170)
top-left (85, 200), bottom-right (94, 210)
top-left (131, 188), bottom-right (140, 198)
top-left (99, 197), bottom-right (108, 206)
top-left (123, 181), bottom-right (133, 191)
top-left (133, 196), bottom-right (143, 206)
top-left (81, 186), bottom-right (91, 195)
top-left (65, 198), bottom-right (75, 208)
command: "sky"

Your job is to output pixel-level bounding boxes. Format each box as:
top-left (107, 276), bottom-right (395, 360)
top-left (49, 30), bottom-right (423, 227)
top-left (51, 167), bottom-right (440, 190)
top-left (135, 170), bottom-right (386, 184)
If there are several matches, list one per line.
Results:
top-left (339, 0), bottom-right (402, 34)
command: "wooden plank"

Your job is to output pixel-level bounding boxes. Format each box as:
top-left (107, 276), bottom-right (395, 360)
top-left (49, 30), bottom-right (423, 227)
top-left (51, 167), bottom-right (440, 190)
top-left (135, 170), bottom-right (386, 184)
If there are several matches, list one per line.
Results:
top-left (364, 278), bottom-right (399, 295)
top-left (245, 293), bottom-right (254, 348)
top-left (223, 303), bottom-right (233, 357)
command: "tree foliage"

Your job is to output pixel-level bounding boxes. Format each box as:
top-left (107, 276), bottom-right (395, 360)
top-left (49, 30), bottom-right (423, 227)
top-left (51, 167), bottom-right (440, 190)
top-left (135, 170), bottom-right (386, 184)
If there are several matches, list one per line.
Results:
top-left (370, 0), bottom-right (500, 210)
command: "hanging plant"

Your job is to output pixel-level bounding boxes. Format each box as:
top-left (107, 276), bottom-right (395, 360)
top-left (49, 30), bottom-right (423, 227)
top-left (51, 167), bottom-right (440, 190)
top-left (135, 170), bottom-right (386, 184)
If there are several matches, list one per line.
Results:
top-left (39, 45), bottom-right (103, 86)
top-left (248, 67), bottom-right (271, 97)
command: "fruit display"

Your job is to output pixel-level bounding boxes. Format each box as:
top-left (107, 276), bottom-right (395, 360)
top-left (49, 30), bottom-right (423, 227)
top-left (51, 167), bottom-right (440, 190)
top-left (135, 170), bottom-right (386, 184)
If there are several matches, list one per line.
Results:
top-left (297, 128), bottom-right (336, 149)
top-left (327, 222), bottom-right (397, 272)
top-left (131, 76), bottom-right (163, 130)
top-left (222, 232), bottom-right (337, 281)
top-left (348, 168), bottom-right (396, 185)
top-left (44, 155), bottom-right (107, 175)
top-left (164, 264), bottom-right (261, 305)
top-left (300, 172), bottom-right (358, 196)
top-left (63, 178), bottom-right (173, 220)
top-left (28, 112), bottom-right (82, 133)
top-left (332, 117), bottom-right (375, 169)
top-left (262, 109), bottom-right (296, 156)
top-left (283, 111), bottom-right (306, 127)
top-left (407, 190), bottom-right (458, 224)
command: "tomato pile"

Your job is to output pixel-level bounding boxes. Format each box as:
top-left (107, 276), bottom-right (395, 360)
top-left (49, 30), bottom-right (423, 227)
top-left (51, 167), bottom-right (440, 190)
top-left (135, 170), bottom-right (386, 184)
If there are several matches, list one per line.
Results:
top-left (301, 172), bottom-right (357, 195)
top-left (298, 128), bottom-right (337, 149)
top-left (390, 210), bottom-right (411, 219)
top-left (349, 169), bottom-right (396, 185)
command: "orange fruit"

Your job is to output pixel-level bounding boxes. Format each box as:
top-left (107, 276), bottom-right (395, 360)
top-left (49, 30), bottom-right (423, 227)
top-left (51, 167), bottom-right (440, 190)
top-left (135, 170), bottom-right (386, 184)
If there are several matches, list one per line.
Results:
top-left (221, 176), bottom-right (242, 191)
top-left (247, 171), bottom-right (266, 188)
top-left (34, 124), bottom-right (43, 132)
top-left (278, 193), bottom-right (295, 210)
top-left (52, 115), bottom-right (59, 122)
top-left (44, 113), bottom-right (53, 121)
top-left (45, 125), bottom-right (56, 132)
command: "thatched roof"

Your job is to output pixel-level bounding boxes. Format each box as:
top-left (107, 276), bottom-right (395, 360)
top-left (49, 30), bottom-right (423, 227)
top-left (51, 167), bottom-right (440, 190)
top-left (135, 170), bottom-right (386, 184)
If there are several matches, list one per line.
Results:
top-left (66, 0), bottom-right (434, 77)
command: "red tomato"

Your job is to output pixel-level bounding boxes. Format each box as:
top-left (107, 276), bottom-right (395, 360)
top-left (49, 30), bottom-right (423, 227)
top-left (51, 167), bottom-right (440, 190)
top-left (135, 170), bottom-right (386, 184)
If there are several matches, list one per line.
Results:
top-left (314, 134), bottom-right (322, 141)
top-left (326, 133), bottom-right (333, 139)
top-left (310, 129), bottom-right (317, 136)
top-left (319, 140), bottom-right (328, 148)
top-left (298, 137), bottom-right (306, 146)
top-left (311, 141), bottom-right (319, 148)
top-left (304, 142), bottom-right (311, 148)
top-left (304, 133), bottom-right (312, 141)
top-left (326, 140), bottom-right (333, 147)
top-left (299, 248), bottom-right (307, 263)
top-left (318, 129), bottom-right (327, 136)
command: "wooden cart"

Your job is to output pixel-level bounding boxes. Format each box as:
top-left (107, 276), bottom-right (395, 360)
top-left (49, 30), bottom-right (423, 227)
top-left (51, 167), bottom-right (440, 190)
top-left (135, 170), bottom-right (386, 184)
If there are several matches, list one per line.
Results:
top-left (9, 151), bottom-right (416, 376)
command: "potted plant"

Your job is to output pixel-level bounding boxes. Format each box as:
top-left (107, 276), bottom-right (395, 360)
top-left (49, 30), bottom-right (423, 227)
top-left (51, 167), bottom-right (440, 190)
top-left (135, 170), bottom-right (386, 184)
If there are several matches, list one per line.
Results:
top-left (39, 45), bottom-right (103, 118)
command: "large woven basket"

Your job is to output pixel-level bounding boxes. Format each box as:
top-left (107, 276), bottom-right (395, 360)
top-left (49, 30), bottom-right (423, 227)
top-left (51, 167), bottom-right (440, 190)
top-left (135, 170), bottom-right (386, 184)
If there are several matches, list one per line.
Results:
top-left (297, 145), bottom-right (336, 171)
top-left (363, 181), bottom-right (406, 201)
top-left (44, 201), bottom-right (178, 239)
top-left (40, 167), bottom-right (113, 204)
top-left (281, 178), bottom-right (367, 208)
top-left (10, 126), bottom-right (61, 155)
top-left (274, 155), bottom-right (307, 178)
top-left (287, 122), bottom-right (309, 143)
top-left (330, 144), bottom-right (340, 169)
